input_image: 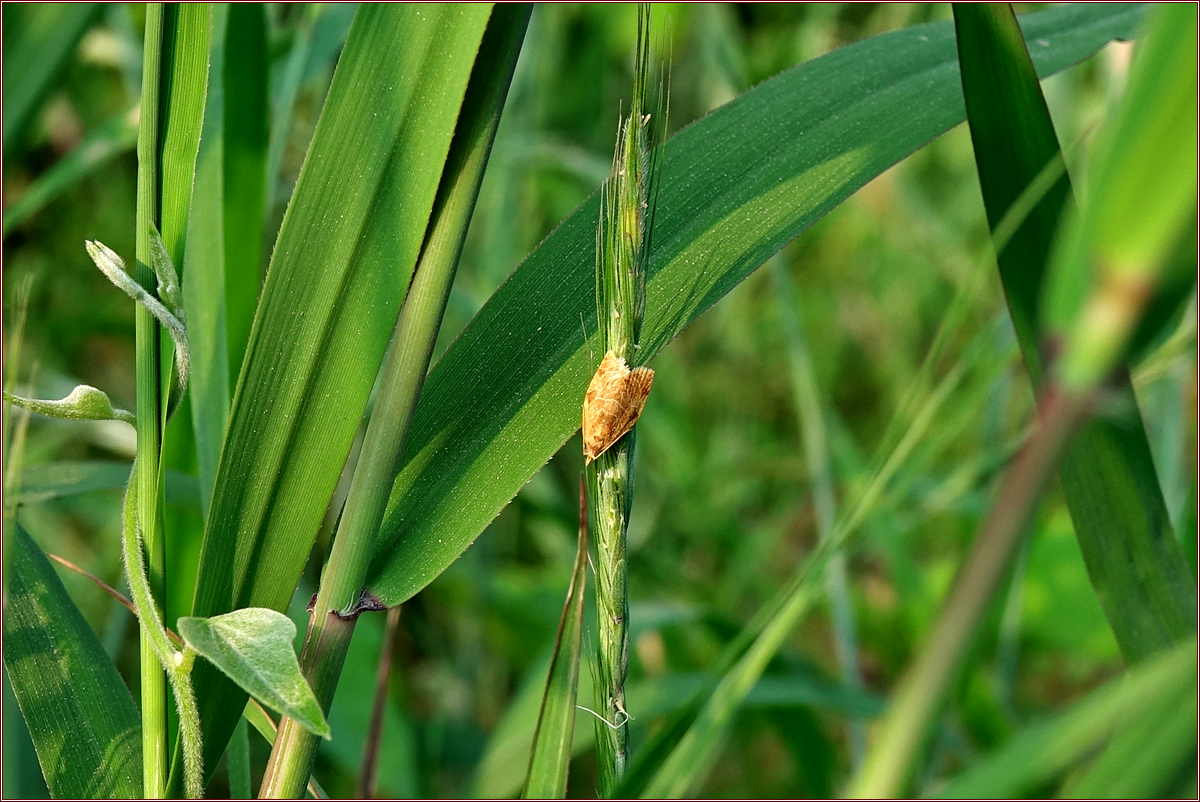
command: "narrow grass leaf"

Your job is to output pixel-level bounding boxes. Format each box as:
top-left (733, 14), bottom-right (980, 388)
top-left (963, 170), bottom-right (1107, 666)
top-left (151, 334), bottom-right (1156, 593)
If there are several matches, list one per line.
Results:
top-left (1060, 669), bottom-right (1197, 799)
top-left (178, 608), bottom-right (330, 739)
top-left (929, 637), bottom-right (1197, 799)
top-left (223, 2), bottom-right (269, 387)
top-left (2, 524), bottom-right (142, 799)
top-left (255, 9), bottom-right (528, 796)
top-left (956, 2), bottom-right (1196, 662)
top-left (2, 3), bottom-right (100, 158)
top-left (1047, 3), bottom-right (1198, 384)
top-left (186, 3), bottom-right (494, 777)
top-left (227, 718), bottom-right (251, 799)
top-left (183, 1), bottom-right (230, 518)
top-left (364, 2), bottom-right (1146, 606)
top-left (523, 482), bottom-right (589, 799)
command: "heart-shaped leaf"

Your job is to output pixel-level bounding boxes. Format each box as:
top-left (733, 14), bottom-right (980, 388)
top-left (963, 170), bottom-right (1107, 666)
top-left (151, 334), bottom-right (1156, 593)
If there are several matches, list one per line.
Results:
top-left (177, 608), bottom-right (330, 739)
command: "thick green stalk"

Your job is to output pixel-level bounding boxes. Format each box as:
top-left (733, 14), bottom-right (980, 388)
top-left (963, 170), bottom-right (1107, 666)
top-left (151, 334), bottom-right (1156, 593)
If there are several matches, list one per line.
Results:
top-left (589, 8), bottom-right (658, 793)
top-left (135, 6), bottom-right (168, 795)
top-left (258, 9), bottom-right (530, 797)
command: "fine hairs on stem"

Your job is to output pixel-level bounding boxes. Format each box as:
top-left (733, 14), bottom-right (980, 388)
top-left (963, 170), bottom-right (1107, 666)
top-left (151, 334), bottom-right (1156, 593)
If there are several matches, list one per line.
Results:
top-left (585, 4), bottom-right (665, 795)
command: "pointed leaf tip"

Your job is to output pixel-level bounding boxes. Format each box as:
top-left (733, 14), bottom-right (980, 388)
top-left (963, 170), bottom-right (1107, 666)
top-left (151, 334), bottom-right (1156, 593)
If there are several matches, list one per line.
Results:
top-left (178, 608), bottom-right (331, 739)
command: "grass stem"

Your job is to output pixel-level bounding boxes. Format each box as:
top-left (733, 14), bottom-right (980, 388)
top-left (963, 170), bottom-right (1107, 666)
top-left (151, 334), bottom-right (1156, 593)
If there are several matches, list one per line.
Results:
top-left (135, 5), bottom-right (168, 795)
top-left (588, 7), bottom-right (660, 793)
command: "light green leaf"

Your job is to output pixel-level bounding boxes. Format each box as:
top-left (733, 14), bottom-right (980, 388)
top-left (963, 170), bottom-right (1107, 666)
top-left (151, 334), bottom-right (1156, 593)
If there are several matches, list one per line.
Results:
top-left (182, 1), bottom-right (231, 520)
top-left (3, 523), bottom-right (142, 799)
top-left (4, 384), bottom-right (135, 426)
top-left (929, 637), bottom-right (1196, 799)
top-left (187, 3), bottom-right (495, 774)
top-left (523, 487), bottom-right (589, 799)
top-left (177, 608), bottom-right (330, 739)
top-left (363, 2), bottom-right (1148, 607)
top-left (1049, 3), bottom-right (1199, 388)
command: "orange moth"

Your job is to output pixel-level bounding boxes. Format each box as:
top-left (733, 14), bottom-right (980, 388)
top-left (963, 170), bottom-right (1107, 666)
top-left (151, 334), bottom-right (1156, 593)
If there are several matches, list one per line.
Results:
top-left (582, 350), bottom-right (655, 464)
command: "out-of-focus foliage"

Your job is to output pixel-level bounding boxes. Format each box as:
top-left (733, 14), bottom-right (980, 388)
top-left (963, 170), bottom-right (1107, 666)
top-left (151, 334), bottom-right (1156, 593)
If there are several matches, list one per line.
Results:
top-left (3, 4), bottom-right (1194, 798)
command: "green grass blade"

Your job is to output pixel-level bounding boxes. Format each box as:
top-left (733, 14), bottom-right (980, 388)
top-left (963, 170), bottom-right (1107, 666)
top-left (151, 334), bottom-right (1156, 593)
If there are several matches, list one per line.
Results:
top-left (257, 8), bottom-right (527, 795)
top-left (222, 2), bottom-right (269, 387)
top-left (364, 2), bottom-right (1146, 607)
top-left (1060, 670), bottom-right (1197, 798)
top-left (929, 637), bottom-right (1197, 799)
top-left (953, 3), bottom-right (1072, 385)
top-left (184, 4), bottom-right (494, 780)
top-left (523, 480), bottom-right (589, 799)
top-left (183, 2), bottom-right (230, 520)
top-left (136, 5), bottom-right (212, 794)
top-left (2, 523), bottom-right (142, 799)
top-left (957, 2), bottom-right (1195, 662)
top-left (227, 718), bottom-right (251, 798)
top-left (2, 108), bottom-right (139, 237)
top-left (2, 3), bottom-right (100, 159)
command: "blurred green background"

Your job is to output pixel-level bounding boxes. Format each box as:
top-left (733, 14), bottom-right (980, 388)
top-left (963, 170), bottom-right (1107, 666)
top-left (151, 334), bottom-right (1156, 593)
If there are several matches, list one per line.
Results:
top-left (4, 3), bottom-right (1195, 798)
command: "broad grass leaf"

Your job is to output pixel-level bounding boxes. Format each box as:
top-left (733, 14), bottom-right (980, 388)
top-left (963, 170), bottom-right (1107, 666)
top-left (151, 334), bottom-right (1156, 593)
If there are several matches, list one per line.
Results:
top-left (364, 2), bottom-right (1148, 608)
top-left (2, 524), bottom-right (142, 799)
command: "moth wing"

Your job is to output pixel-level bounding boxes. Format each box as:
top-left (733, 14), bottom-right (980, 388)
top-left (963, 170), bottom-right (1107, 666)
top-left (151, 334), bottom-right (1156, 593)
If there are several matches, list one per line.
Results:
top-left (583, 351), bottom-right (630, 463)
top-left (605, 366), bottom-right (655, 449)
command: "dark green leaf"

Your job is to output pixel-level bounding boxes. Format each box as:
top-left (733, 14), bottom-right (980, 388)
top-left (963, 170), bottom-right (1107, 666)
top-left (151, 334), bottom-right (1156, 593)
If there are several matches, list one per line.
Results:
top-left (2, 524), bottom-right (141, 799)
top-left (956, 2), bottom-right (1195, 662)
top-left (364, 2), bottom-right (1148, 609)
top-left (223, 2), bottom-right (269, 387)
top-left (178, 608), bottom-right (330, 739)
